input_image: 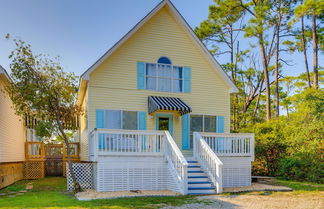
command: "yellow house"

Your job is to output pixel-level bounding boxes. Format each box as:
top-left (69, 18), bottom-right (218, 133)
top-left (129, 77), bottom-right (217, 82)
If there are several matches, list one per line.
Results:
top-left (76, 0), bottom-right (254, 195)
top-left (0, 65), bottom-right (26, 189)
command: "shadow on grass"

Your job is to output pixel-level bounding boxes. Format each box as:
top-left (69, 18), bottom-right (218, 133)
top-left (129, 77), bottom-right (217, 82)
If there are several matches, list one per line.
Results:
top-left (0, 177), bottom-right (201, 209)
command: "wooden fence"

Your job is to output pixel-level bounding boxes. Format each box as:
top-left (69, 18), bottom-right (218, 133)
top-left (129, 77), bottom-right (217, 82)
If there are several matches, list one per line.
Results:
top-left (24, 142), bottom-right (80, 179)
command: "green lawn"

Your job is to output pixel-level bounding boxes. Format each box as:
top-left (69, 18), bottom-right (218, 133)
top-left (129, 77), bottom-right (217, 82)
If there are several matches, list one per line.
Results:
top-left (275, 179), bottom-right (324, 192)
top-left (0, 177), bottom-right (198, 209)
top-left (1, 177), bottom-right (323, 209)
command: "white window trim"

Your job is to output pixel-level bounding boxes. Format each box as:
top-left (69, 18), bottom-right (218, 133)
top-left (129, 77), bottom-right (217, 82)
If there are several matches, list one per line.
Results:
top-left (144, 62), bottom-right (184, 93)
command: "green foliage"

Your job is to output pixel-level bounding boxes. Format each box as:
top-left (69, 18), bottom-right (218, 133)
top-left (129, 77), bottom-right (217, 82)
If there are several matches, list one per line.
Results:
top-left (35, 121), bottom-right (54, 138)
top-left (244, 89), bottom-right (324, 183)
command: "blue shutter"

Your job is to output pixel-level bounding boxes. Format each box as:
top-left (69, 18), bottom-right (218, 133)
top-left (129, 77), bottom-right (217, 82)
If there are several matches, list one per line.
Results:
top-left (137, 62), bottom-right (145, 89)
top-left (217, 116), bottom-right (225, 133)
top-left (137, 112), bottom-right (146, 130)
top-left (182, 114), bottom-right (190, 150)
top-left (96, 109), bottom-right (105, 128)
top-left (184, 67), bottom-right (191, 93)
top-left (138, 112), bottom-right (147, 150)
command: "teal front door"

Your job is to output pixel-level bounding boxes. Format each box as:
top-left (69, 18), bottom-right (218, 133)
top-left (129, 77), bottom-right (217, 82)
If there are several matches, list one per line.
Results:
top-left (156, 114), bottom-right (173, 135)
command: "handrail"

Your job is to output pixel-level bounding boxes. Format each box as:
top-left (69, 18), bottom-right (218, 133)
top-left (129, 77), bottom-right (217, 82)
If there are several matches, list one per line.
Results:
top-left (200, 132), bottom-right (254, 158)
top-left (25, 141), bottom-right (45, 160)
top-left (194, 132), bottom-right (223, 193)
top-left (164, 131), bottom-right (188, 194)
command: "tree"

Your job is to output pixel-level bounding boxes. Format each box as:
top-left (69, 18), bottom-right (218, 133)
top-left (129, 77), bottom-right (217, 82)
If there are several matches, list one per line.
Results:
top-left (271, 0), bottom-right (296, 117)
top-left (5, 38), bottom-right (83, 192)
top-left (195, 0), bottom-right (265, 130)
top-left (295, 0), bottom-right (324, 89)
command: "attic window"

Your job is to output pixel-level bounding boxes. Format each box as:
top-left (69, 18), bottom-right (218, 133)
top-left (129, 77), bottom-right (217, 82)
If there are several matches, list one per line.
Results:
top-left (157, 56), bottom-right (172, 64)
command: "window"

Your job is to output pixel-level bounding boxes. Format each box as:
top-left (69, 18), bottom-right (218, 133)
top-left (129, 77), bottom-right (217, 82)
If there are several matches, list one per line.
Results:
top-left (158, 56), bottom-right (172, 64)
top-left (104, 110), bottom-right (138, 130)
top-left (189, 115), bottom-right (217, 148)
top-left (145, 57), bottom-right (184, 93)
top-left (122, 111), bottom-right (138, 130)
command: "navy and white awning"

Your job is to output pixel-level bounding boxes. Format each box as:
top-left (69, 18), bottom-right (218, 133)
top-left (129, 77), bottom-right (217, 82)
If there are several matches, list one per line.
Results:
top-left (148, 96), bottom-right (192, 115)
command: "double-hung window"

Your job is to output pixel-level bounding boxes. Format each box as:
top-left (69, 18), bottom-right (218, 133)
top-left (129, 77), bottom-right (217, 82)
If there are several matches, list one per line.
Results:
top-left (145, 57), bottom-right (184, 93)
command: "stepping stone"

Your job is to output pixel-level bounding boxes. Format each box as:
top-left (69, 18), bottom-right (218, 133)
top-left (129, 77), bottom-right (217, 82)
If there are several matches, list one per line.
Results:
top-left (8, 195), bottom-right (16, 197)
top-left (0, 193), bottom-right (6, 196)
top-left (26, 185), bottom-right (33, 190)
top-left (19, 190), bottom-right (28, 193)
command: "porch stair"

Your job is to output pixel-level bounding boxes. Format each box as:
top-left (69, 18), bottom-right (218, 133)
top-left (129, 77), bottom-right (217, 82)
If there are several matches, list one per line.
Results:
top-left (186, 159), bottom-right (216, 195)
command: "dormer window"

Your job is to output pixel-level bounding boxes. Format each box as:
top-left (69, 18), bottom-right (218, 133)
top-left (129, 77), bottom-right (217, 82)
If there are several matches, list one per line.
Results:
top-left (145, 57), bottom-right (184, 93)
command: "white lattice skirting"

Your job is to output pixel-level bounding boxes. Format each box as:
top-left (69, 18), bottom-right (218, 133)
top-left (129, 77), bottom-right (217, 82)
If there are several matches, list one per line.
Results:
top-left (219, 157), bottom-right (252, 187)
top-left (95, 156), bottom-right (181, 193)
top-left (67, 162), bottom-right (94, 191)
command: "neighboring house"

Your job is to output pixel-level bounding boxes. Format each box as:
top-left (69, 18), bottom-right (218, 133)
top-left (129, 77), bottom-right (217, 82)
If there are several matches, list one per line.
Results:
top-left (0, 65), bottom-right (26, 189)
top-left (76, 0), bottom-right (254, 194)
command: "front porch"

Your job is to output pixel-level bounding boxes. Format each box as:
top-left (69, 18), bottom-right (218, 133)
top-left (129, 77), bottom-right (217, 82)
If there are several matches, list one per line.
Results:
top-left (82, 128), bottom-right (254, 194)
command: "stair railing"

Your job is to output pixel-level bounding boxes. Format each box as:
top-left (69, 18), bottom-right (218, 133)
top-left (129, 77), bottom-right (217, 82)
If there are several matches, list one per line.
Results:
top-left (193, 132), bottom-right (223, 193)
top-left (164, 131), bottom-right (188, 194)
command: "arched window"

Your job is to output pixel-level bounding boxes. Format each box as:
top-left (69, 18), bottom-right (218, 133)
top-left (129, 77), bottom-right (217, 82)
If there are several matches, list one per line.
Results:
top-left (157, 56), bottom-right (172, 65)
top-left (145, 57), bottom-right (184, 93)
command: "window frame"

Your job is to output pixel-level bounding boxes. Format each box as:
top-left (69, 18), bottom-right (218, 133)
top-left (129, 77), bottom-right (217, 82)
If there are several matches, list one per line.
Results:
top-left (144, 62), bottom-right (184, 93)
top-left (189, 114), bottom-right (217, 148)
top-left (103, 109), bottom-right (139, 130)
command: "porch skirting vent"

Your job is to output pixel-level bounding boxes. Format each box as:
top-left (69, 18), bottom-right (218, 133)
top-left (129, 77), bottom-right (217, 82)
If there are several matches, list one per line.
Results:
top-left (148, 96), bottom-right (192, 115)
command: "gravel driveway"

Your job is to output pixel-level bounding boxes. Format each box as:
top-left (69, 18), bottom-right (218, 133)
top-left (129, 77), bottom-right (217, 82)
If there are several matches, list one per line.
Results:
top-left (162, 192), bottom-right (324, 209)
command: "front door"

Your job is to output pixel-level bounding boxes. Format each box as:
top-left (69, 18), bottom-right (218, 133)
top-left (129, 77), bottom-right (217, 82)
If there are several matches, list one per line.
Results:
top-left (156, 114), bottom-right (173, 135)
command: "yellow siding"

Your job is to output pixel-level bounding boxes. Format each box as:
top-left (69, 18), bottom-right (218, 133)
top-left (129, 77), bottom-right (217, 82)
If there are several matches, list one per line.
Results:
top-left (0, 77), bottom-right (26, 163)
top-left (86, 6), bottom-right (230, 153)
top-left (79, 86), bottom-right (88, 161)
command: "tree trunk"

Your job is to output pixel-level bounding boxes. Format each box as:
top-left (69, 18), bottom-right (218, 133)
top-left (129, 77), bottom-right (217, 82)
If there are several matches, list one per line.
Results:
top-left (301, 16), bottom-right (311, 88)
top-left (56, 117), bottom-right (81, 193)
top-left (312, 15), bottom-right (318, 89)
top-left (259, 34), bottom-right (271, 121)
top-left (274, 20), bottom-right (280, 118)
top-left (253, 79), bottom-right (264, 118)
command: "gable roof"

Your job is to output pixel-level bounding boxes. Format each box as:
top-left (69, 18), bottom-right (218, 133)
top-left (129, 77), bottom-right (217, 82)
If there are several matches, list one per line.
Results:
top-left (0, 65), bottom-right (11, 82)
top-left (80, 0), bottom-right (238, 93)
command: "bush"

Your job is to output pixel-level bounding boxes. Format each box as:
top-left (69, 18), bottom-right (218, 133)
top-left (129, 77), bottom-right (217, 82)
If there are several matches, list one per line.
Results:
top-left (245, 89), bottom-right (324, 183)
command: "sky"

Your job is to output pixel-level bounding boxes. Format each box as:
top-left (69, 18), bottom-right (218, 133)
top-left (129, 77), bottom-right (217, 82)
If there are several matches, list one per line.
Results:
top-left (0, 0), bottom-right (321, 78)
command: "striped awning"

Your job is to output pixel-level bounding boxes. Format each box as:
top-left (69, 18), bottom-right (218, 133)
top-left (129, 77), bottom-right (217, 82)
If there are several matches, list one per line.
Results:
top-left (148, 96), bottom-right (192, 115)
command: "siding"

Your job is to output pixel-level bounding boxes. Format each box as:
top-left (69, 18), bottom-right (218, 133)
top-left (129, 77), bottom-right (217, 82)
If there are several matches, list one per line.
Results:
top-left (0, 78), bottom-right (25, 163)
top-left (85, 6), bottom-right (230, 158)
top-left (79, 86), bottom-right (89, 161)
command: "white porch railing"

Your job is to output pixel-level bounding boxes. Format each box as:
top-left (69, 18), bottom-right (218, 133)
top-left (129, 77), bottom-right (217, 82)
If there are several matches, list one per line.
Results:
top-left (193, 132), bottom-right (223, 193)
top-left (89, 129), bottom-right (165, 158)
top-left (89, 128), bottom-right (188, 194)
top-left (164, 131), bottom-right (188, 194)
top-left (200, 132), bottom-right (254, 158)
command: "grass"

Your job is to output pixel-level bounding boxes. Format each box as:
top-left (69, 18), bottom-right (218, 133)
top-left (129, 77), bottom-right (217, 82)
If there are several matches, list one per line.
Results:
top-left (0, 177), bottom-right (199, 209)
top-left (275, 179), bottom-right (324, 192)
top-left (1, 177), bottom-right (323, 209)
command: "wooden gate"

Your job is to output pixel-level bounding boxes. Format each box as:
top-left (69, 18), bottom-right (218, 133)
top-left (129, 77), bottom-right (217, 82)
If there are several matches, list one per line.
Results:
top-left (45, 144), bottom-right (63, 176)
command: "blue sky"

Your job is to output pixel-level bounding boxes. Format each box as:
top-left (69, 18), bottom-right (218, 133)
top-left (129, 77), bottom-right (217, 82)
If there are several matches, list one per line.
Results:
top-left (0, 0), bottom-right (321, 77)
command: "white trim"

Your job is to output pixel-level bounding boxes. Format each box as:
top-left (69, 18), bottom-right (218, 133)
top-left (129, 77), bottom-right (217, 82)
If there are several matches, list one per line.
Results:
top-left (80, 0), bottom-right (238, 93)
